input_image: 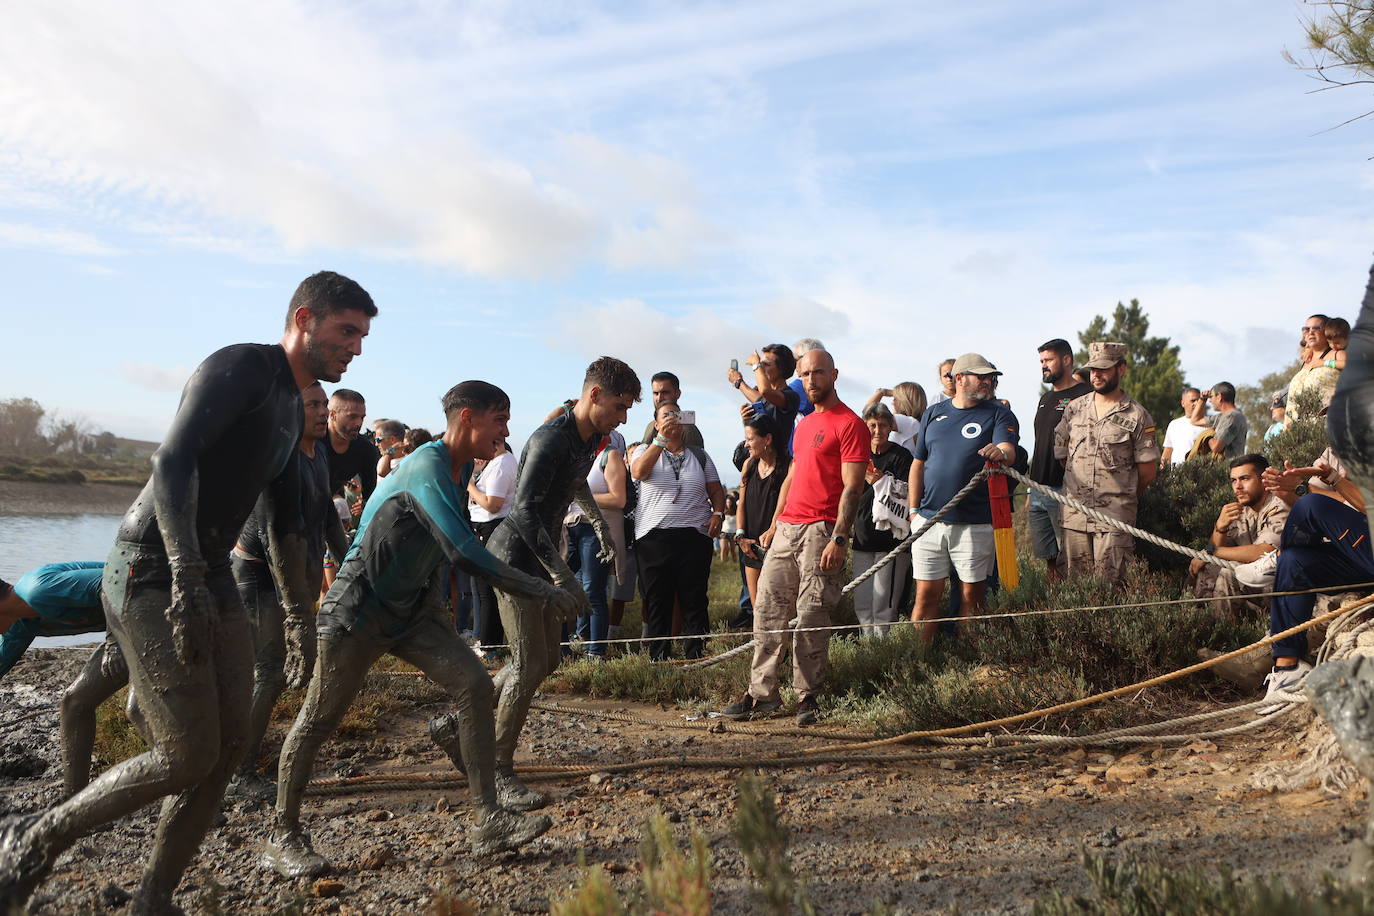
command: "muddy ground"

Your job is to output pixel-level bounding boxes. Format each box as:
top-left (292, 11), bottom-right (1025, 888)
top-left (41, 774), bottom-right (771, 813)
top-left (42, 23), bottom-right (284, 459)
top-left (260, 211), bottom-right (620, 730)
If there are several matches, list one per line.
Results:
top-left (0, 647), bottom-right (1363, 915)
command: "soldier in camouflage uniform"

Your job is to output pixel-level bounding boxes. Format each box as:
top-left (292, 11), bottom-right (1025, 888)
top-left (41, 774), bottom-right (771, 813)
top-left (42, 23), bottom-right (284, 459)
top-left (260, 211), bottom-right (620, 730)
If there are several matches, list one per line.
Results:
top-left (1188, 453), bottom-right (1288, 619)
top-left (1053, 342), bottom-right (1160, 587)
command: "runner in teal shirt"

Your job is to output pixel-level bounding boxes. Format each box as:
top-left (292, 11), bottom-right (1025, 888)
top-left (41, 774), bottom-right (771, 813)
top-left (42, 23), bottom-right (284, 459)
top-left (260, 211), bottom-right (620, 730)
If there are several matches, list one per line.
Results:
top-left (0, 562), bottom-right (104, 678)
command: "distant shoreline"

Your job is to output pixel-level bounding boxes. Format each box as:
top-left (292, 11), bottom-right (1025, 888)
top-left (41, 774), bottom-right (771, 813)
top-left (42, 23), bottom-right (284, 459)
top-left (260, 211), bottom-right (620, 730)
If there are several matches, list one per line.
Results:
top-left (0, 479), bottom-right (138, 516)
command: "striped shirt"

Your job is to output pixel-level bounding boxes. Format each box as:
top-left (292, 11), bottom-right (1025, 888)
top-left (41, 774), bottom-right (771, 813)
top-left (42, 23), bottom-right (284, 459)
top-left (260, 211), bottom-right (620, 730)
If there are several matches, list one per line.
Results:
top-left (633, 445), bottom-right (720, 539)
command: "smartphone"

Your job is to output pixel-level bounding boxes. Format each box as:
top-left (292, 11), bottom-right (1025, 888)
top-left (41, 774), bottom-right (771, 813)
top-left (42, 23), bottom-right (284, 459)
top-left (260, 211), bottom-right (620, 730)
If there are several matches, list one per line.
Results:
top-left (677, 410), bottom-right (696, 425)
top-left (730, 359), bottom-right (739, 371)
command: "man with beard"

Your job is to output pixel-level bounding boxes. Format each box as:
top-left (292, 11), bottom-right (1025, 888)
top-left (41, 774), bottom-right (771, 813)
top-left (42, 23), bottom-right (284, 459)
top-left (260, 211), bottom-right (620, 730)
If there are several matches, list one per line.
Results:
top-left (1029, 339), bottom-right (1091, 581)
top-left (718, 349), bottom-right (868, 727)
top-left (0, 271), bottom-right (375, 915)
top-left (905, 353), bottom-right (1019, 641)
top-left (429, 358), bottom-right (640, 811)
top-left (57, 384), bottom-right (352, 801)
top-left (325, 388), bottom-right (379, 505)
top-left (1054, 342), bottom-right (1160, 587)
top-left (1187, 454), bottom-right (1287, 619)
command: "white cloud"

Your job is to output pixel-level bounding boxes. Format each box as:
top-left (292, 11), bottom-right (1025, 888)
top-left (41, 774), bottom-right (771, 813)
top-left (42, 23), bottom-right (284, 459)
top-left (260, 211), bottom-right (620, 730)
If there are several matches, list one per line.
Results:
top-left (120, 362), bottom-right (192, 393)
top-left (0, 221), bottom-right (118, 257)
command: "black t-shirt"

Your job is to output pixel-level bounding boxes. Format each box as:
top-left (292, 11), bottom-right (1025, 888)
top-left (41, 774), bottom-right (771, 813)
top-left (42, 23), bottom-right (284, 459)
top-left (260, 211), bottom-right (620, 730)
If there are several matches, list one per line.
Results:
top-left (327, 434), bottom-right (381, 499)
top-left (1030, 381), bottom-right (1091, 486)
top-left (740, 454), bottom-right (791, 539)
top-left (853, 445), bottom-right (914, 553)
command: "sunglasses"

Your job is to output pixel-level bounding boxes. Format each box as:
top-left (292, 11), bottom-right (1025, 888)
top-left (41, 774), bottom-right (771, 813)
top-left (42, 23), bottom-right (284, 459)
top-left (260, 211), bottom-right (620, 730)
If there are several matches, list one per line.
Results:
top-left (1302, 325), bottom-right (1325, 333)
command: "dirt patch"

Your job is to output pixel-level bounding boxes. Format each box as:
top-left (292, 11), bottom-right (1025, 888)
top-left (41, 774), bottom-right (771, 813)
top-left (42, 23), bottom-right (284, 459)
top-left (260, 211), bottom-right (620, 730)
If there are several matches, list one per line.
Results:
top-left (0, 479), bottom-right (139, 516)
top-left (0, 648), bottom-right (1364, 914)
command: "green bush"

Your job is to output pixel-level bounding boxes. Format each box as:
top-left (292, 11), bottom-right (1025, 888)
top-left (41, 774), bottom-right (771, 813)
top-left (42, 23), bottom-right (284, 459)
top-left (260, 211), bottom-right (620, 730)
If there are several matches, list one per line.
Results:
top-left (1035, 851), bottom-right (1374, 915)
top-left (1135, 460), bottom-right (1232, 571)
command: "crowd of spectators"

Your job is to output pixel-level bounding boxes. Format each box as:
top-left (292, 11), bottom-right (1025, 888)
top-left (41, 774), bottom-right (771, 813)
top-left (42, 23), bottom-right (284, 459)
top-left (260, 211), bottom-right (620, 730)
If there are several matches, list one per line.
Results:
top-left (292, 309), bottom-right (1367, 725)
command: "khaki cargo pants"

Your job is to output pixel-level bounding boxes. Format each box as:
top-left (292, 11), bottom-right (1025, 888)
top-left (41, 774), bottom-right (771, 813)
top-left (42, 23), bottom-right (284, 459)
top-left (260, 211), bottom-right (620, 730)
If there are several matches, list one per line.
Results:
top-left (1062, 528), bottom-right (1133, 587)
top-left (748, 520), bottom-right (843, 703)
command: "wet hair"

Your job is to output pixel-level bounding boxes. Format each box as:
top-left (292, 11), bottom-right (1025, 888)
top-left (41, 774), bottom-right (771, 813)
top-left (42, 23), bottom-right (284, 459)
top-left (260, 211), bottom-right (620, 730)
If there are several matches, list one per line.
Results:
top-left (862, 403), bottom-right (896, 424)
top-left (1037, 338), bottom-right (1073, 359)
top-left (375, 418), bottom-right (406, 439)
top-left (743, 414), bottom-right (777, 441)
top-left (760, 343), bottom-right (796, 379)
top-left (404, 428), bottom-right (432, 451)
top-left (792, 337), bottom-right (825, 358)
top-left (1212, 382), bottom-right (1236, 404)
top-left (441, 380), bottom-right (511, 417)
top-left (1229, 453), bottom-right (1269, 474)
top-left (330, 388), bottom-right (365, 404)
top-left (0, 577), bottom-right (11, 602)
top-left (892, 382), bottom-right (926, 419)
top-left (1182, 386), bottom-right (1200, 398)
top-left (284, 271), bottom-right (377, 331)
top-left (1326, 317), bottom-right (1351, 341)
top-left (586, 357), bottom-right (642, 400)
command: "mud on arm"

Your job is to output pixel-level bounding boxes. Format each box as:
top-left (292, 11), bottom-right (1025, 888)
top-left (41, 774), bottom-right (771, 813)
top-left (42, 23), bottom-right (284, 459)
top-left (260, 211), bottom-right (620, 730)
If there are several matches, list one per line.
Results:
top-left (151, 348), bottom-right (274, 664)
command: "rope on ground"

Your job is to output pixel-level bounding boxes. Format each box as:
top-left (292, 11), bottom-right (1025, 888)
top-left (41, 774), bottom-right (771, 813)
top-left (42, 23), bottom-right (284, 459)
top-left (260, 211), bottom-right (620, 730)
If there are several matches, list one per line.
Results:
top-left (306, 601), bottom-right (1371, 798)
top-left (301, 699), bottom-right (1303, 797)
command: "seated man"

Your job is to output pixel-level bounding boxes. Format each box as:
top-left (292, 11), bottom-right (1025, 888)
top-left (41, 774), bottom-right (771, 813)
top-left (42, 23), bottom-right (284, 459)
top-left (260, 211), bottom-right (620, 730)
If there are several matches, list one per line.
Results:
top-left (0, 562), bottom-right (104, 680)
top-left (1235, 446), bottom-right (1374, 710)
top-left (1187, 454), bottom-right (1287, 619)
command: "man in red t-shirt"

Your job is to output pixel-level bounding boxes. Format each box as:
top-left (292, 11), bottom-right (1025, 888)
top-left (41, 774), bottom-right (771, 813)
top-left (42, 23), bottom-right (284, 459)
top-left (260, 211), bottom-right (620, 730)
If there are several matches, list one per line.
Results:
top-left (718, 350), bottom-right (868, 726)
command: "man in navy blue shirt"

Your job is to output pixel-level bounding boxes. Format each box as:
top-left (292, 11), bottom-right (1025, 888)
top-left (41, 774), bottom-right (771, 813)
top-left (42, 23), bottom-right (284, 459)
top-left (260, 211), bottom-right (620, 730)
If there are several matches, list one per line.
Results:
top-left (907, 352), bottom-right (1019, 641)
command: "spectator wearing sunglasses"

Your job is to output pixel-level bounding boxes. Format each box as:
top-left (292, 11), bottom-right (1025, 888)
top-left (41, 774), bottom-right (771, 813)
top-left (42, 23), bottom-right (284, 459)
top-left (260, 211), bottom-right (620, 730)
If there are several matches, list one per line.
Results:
top-left (728, 343), bottom-right (802, 455)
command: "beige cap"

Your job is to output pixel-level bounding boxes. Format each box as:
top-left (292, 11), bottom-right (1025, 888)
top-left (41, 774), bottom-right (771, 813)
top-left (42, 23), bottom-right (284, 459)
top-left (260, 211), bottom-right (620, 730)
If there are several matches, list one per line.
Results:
top-left (1084, 341), bottom-right (1126, 370)
top-left (951, 352), bottom-right (1001, 376)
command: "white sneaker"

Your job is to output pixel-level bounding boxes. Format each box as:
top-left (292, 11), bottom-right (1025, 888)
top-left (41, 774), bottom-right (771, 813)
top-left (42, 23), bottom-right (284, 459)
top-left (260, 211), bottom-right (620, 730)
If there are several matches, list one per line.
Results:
top-left (1257, 660), bottom-right (1313, 715)
top-left (1234, 550), bottom-right (1280, 589)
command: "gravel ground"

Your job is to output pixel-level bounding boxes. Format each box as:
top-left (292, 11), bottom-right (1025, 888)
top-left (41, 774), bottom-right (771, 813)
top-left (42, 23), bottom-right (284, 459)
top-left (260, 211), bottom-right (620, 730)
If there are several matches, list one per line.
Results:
top-left (0, 647), bottom-right (1364, 915)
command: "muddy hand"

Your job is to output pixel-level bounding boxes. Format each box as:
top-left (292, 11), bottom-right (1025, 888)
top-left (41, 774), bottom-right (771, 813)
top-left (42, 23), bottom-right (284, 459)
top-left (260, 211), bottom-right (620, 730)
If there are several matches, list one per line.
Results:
top-left (284, 617), bottom-right (316, 690)
top-left (167, 569), bottom-right (211, 666)
top-left (99, 633), bottom-right (128, 680)
top-left (541, 581), bottom-right (580, 623)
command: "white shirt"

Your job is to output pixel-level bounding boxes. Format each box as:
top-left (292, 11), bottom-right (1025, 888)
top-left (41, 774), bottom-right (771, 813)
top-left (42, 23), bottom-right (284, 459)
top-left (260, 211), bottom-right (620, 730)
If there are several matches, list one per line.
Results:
top-left (469, 450), bottom-right (517, 522)
top-left (634, 447), bottom-right (720, 540)
top-left (890, 413), bottom-right (921, 457)
top-left (1162, 415), bottom-right (1203, 465)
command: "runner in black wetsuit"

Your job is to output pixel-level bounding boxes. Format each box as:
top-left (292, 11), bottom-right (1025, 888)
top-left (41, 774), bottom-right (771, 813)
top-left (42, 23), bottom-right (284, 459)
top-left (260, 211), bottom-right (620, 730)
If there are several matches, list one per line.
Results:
top-left (265, 381), bottom-right (571, 877)
top-left (231, 381), bottom-right (349, 795)
top-left (0, 271), bottom-right (375, 916)
top-left (57, 384), bottom-right (350, 800)
top-left (427, 358), bottom-right (640, 811)
top-left (1329, 256), bottom-right (1374, 538)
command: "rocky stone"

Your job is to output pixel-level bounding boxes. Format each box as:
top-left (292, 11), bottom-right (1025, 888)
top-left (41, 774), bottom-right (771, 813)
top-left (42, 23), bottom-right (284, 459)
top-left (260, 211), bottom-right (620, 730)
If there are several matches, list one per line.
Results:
top-left (312, 879), bottom-right (345, 898)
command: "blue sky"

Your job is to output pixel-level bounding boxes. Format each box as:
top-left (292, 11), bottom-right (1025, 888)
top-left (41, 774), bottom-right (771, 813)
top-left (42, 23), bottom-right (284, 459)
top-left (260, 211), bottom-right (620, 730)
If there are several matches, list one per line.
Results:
top-left (2, 0), bottom-right (1372, 479)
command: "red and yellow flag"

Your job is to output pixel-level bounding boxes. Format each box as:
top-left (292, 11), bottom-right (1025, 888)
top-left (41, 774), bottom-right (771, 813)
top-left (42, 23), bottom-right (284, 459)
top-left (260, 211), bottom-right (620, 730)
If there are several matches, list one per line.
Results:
top-left (986, 463), bottom-right (1018, 590)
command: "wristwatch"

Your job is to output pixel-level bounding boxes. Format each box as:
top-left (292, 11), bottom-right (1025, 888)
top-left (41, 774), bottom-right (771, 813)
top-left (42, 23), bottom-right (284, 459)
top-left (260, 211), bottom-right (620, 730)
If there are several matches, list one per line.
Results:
top-left (831, 535), bottom-right (847, 547)
top-left (1204, 543), bottom-right (1217, 555)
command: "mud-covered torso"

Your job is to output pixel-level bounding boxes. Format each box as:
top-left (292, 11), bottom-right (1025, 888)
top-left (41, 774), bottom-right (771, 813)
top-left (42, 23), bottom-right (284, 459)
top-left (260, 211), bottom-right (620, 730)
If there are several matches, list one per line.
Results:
top-left (117, 343), bottom-right (303, 566)
top-left (238, 443), bottom-right (332, 571)
top-left (488, 409), bottom-right (599, 574)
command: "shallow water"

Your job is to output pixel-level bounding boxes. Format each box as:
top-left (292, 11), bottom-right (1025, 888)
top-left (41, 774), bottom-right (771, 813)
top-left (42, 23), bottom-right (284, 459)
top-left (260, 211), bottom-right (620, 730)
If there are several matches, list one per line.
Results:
top-left (0, 514), bottom-right (121, 647)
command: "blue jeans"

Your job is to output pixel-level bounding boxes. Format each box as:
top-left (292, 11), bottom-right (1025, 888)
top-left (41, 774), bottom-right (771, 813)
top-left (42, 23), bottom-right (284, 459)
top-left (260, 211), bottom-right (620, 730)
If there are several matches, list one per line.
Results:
top-left (1027, 487), bottom-right (1063, 560)
top-left (567, 522), bottom-right (610, 656)
top-left (1271, 493), bottom-right (1374, 659)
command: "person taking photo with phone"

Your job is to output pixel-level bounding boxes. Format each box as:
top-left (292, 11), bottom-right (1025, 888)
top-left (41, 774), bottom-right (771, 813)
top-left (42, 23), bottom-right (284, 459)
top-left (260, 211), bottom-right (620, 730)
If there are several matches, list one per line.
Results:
top-left (727, 343), bottom-right (801, 454)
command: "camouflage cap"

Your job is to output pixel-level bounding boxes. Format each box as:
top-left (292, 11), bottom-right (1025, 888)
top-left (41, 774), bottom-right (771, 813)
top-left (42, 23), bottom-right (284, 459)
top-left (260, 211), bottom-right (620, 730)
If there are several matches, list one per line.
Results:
top-left (1084, 341), bottom-right (1127, 370)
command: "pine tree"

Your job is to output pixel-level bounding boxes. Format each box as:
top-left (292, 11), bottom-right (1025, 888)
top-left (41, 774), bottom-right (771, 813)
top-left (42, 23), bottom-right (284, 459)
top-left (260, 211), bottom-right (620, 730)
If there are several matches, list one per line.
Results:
top-left (1075, 300), bottom-right (1185, 430)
